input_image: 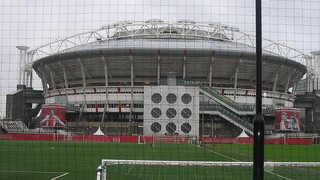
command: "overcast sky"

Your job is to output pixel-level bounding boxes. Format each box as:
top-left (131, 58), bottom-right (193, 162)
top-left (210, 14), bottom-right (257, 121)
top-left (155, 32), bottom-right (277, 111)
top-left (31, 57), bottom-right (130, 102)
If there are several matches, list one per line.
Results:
top-left (0, 0), bottom-right (319, 116)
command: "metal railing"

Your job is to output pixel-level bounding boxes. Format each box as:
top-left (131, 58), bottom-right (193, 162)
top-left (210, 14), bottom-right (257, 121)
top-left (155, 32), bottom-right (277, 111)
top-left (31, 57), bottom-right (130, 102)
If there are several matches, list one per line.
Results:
top-left (200, 104), bottom-right (253, 135)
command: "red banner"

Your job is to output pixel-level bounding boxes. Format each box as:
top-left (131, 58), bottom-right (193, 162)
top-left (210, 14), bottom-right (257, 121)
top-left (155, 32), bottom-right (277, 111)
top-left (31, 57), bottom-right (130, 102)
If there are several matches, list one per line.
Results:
top-left (275, 108), bottom-right (300, 132)
top-left (40, 104), bottom-right (66, 127)
top-left (0, 134), bottom-right (313, 145)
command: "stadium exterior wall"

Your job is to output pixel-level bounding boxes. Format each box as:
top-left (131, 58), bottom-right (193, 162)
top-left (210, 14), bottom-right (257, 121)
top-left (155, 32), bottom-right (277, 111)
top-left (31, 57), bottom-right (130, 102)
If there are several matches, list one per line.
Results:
top-left (27, 21), bottom-right (309, 137)
top-left (0, 133), bottom-right (314, 145)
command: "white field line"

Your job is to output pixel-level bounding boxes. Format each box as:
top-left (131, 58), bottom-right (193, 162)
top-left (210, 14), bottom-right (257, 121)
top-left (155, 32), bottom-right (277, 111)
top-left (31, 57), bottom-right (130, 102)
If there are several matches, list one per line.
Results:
top-left (195, 145), bottom-right (240, 162)
top-left (51, 172), bottom-right (69, 180)
top-left (0, 170), bottom-right (66, 174)
top-left (264, 170), bottom-right (291, 180)
top-left (195, 145), bottom-right (292, 180)
top-left (0, 170), bottom-right (69, 180)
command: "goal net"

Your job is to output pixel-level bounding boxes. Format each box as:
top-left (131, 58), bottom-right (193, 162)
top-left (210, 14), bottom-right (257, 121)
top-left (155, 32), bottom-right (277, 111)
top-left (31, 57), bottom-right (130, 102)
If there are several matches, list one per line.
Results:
top-left (1, 1), bottom-right (320, 180)
top-left (138, 135), bottom-right (198, 145)
top-left (97, 159), bottom-right (320, 180)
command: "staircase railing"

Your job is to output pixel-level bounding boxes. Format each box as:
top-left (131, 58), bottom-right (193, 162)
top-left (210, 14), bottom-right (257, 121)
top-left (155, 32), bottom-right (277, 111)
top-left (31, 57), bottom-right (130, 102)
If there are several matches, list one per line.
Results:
top-left (201, 86), bottom-right (241, 111)
top-left (200, 103), bottom-right (254, 135)
top-left (200, 86), bottom-right (274, 115)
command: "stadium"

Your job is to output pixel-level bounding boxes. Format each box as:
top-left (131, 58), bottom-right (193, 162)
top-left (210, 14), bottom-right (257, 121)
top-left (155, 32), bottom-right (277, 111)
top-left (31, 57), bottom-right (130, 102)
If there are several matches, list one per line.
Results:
top-left (2, 20), bottom-right (320, 180)
top-left (2, 20), bottom-right (310, 138)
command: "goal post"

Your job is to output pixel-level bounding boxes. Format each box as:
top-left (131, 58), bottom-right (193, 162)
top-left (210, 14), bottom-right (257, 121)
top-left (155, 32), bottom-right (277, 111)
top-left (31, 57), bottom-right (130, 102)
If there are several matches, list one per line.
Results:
top-left (96, 159), bottom-right (320, 180)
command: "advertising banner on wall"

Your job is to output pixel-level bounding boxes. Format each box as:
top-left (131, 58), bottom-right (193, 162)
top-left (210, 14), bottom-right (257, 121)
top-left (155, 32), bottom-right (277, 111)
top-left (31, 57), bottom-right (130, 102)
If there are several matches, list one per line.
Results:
top-left (40, 104), bottom-right (66, 127)
top-left (275, 108), bottom-right (300, 132)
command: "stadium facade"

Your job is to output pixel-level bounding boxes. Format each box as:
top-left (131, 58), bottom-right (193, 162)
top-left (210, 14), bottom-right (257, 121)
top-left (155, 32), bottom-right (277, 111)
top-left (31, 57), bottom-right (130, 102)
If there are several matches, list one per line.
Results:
top-left (6, 20), bottom-right (311, 137)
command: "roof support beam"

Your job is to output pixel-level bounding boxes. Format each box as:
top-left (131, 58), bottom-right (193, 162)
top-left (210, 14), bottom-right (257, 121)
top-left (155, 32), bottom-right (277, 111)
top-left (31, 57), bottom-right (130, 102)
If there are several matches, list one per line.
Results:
top-left (59, 61), bottom-right (69, 89)
top-left (75, 57), bottom-right (88, 131)
top-left (78, 58), bottom-right (87, 88)
top-left (45, 65), bottom-right (56, 90)
top-left (129, 49), bottom-right (134, 134)
top-left (76, 58), bottom-right (92, 80)
top-left (37, 69), bottom-right (49, 91)
top-left (44, 64), bottom-right (65, 89)
top-left (208, 52), bottom-right (215, 87)
top-left (101, 55), bottom-right (109, 87)
top-left (76, 87), bottom-right (87, 132)
top-left (58, 61), bottom-right (70, 105)
top-left (233, 60), bottom-right (241, 101)
top-left (41, 78), bottom-right (47, 92)
top-left (129, 49), bottom-right (134, 86)
top-left (285, 72), bottom-right (292, 92)
top-left (272, 72), bottom-right (279, 92)
top-left (265, 65), bottom-right (283, 86)
top-left (229, 59), bottom-right (242, 81)
top-left (101, 54), bottom-right (109, 123)
top-left (61, 65), bottom-right (76, 82)
top-left (232, 59), bottom-right (242, 88)
top-left (183, 50), bottom-right (186, 80)
top-left (227, 59), bottom-right (241, 99)
top-left (157, 50), bottom-right (161, 85)
top-left (289, 71), bottom-right (302, 94)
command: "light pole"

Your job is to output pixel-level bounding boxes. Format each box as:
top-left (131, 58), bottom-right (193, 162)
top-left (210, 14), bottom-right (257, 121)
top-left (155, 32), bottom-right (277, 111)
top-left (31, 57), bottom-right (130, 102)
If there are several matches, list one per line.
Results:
top-left (253, 0), bottom-right (265, 179)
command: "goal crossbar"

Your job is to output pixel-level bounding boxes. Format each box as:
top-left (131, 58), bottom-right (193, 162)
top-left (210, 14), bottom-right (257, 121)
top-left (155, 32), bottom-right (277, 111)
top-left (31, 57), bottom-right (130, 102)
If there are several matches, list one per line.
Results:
top-left (100, 159), bottom-right (320, 167)
top-left (96, 159), bottom-right (320, 180)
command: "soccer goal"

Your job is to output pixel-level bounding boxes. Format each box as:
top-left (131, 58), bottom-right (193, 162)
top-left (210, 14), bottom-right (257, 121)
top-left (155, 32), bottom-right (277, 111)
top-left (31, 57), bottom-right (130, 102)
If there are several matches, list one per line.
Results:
top-left (137, 135), bottom-right (197, 145)
top-left (66, 132), bottom-right (85, 141)
top-left (96, 159), bottom-right (320, 180)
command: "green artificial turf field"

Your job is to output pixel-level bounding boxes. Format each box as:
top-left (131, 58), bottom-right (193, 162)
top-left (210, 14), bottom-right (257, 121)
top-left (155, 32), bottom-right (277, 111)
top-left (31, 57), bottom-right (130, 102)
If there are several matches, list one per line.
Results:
top-left (0, 140), bottom-right (319, 180)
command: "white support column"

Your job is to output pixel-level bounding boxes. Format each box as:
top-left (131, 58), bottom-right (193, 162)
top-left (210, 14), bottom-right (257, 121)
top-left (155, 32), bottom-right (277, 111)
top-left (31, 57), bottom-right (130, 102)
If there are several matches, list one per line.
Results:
top-left (311, 51), bottom-right (320, 90)
top-left (76, 58), bottom-right (87, 128)
top-left (292, 83), bottom-right (297, 94)
top-left (285, 73), bottom-right (292, 92)
top-left (16, 46), bottom-right (29, 85)
top-left (272, 72), bottom-right (279, 92)
top-left (59, 61), bottom-right (69, 105)
top-left (46, 65), bottom-right (56, 90)
top-left (306, 72), bottom-right (313, 92)
top-left (29, 71), bottom-right (33, 88)
top-left (41, 79), bottom-right (47, 92)
top-left (305, 55), bottom-right (314, 92)
top-left (101, 55), bottom-right (109, 123)
top-left (157, 49), bottom-right (161, 85)
top-left (77, 87), bottom-right (87, 129)
top-left (59, 61), bottom-right (69, 89)
top-left (38, 69), bottom-right (48, 91)
top-left (26, 52), bottom-right (34, 87)
top-left (183, 50), bottom-right (186, 80)
top-left (233, 64), bottom-right (239, 101)
top-left (209, 52), bottom-right (215, 87)
top-left (102, 57), bottom-right (109, 87)
top-left (233, 64), bottom-right (239, 89)
top-left (78, 58), bottom-right (86, 88)
top-left (129, 49), bottom-right (134, 134)
top-left (130, 50), bottom-right (134, 87)
top-left (231, 59), bottom-right (242, 100)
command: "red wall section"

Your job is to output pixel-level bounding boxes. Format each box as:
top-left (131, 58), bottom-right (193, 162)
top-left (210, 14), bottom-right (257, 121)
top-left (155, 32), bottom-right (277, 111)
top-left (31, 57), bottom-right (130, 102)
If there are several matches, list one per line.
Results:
top-left (0, 133), bottom-right (313, 145)
top-left (200, 137), bottom-right (312, 145)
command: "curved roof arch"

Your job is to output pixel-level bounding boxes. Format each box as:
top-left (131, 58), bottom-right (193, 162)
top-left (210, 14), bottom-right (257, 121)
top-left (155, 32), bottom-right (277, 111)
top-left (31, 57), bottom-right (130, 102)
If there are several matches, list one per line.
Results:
top-left (30, 20), bottom-right (308, 92)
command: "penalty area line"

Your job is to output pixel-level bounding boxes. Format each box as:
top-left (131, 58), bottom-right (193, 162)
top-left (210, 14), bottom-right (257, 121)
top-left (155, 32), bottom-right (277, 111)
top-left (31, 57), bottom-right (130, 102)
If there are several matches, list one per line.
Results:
top-left (0, 170), bottom-right (69, 180)
top-left (51, 172), bottom-right (69, 180)
top-left (0, 170), bottom-right (67, 174)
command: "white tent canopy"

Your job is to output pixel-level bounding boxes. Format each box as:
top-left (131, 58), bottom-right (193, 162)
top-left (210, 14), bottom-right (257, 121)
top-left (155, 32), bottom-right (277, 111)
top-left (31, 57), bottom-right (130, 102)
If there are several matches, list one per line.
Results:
top-left (93, 127), bottom-right (105, 136)
top-left (237, 130), bottom-right (249, 138)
